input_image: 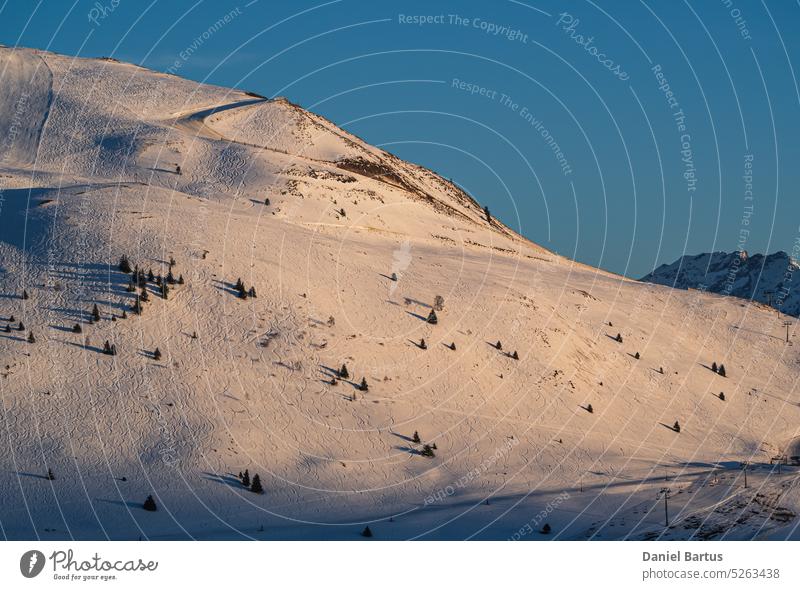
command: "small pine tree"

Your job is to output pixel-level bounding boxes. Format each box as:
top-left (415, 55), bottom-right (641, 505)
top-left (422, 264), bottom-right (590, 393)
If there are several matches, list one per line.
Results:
top-left (153, 348), bottom-right (162, 361)
top-left (616, 333), bottom-right (623, 343)
top-left (147, 269), bottom-right (155, 283)
top-left (18, 321), bottom-right (25, 331)
top-left (390, 272), bottom-right (397, 281)
top-left (143, 495), bottom-right (157, 511)
top-left (119, 255), bottom-right (132, 273)
top-left (103, 340), bottom-right (112, 355)
top-left (431, 443), bottom-right (437, 450)
top-left (127, 279), bottom-right (136, 292)
top-left (483, 205), bottom-right (491, 223)
top-left (359, 377), bottom-right (368, 392)
top-left (541, 523), bottom-right (551, 534)
top-left (586, 404), bottom-right (593, 413)
top-left (634, 352), bottom-right (640, 359)
top-left (361, 526), bottom-right (373, 538)
top-left (339, 208), bottom-right (346, 217)
top-left (9, 315), bottom-right (14, 322)
top-left (450, 342), bottom-right (456, 350)
top-left (433, 295), bottom-right (445, 311)
top-left (719, 392), bottom-right (725, 401)
top-left (92, 304), bottom-right (100, 322)
top-left (22, 289), bottom-right (29, 300)
top-left (121, 310), bottom-right (127, 319)
top-left (673, 421), bottom-right (681, 433)
top-left (421, 444), bottom-right (435, 457)
top-left (711, 361), bottom-right (717, 373)
top-left (169, 257), bottom-right (176, 268)
top-left (248, 286), bottom-right (257, 298)
top-left (512, 350), bottom-right (519, 360)
top-left (178, 274), bottom-right (184, 285)
top-left (264, 198), bottom-right (270, 206)
top-left (339, 364), bottom-right (349, 379)
top-left (176, 164), bottom-right (181, 175)
top-left (412, 431), bottom-right (421, 444)
top-left (132, 297), bottom-right (142, 315)
top-left (242, 469), bottom-right (250, 487)
top-left (140, 287), bottom-right (149, 302)
top-left (72, 324), bottom-right (82, 333)
top-left (427, 309), bottom-right (438, 325)
top-left (250, 474), bottom-right (263, 494)
top-left (47, 468), bottom-right (55, 480)
top-left (235, 278), bottom-right (244, 291)
top-left (166, 269), bottom-right (175, 285)
top-left (420, 338), bottom-right (427, 350)
top-left (718, 364), bottom-right (726, 377)
top-left (161, 283), bottom-right (169, 300)
top-left (496, 341), bottom-right (502, 350)
top-left (27, 331), bottom-right (35, 344)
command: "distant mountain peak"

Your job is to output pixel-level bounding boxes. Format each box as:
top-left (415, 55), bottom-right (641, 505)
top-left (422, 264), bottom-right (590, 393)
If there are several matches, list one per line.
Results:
top-left (641, 250), bottom-right (800, 316)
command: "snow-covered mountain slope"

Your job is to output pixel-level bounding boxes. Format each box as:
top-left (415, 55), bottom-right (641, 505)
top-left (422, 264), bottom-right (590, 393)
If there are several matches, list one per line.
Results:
top-left (641, 251), bottom-right (800, 318)
top-left (2, 47), bottom-right (800, 541)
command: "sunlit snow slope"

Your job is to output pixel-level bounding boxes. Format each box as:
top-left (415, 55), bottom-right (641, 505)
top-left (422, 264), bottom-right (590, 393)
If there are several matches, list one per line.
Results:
top-left (1, 47), bottom-right (799, 541)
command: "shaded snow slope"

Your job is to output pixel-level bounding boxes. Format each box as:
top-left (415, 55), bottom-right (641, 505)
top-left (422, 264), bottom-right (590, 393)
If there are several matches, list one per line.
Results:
top-left (1, 47), bottom-right (799, 541)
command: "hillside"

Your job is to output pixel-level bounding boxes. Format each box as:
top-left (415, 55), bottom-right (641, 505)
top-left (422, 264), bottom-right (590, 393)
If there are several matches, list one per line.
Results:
top-left (1, 46), bottom-right (800, 541)
top-left (641, 250), bottom-right (800, 318)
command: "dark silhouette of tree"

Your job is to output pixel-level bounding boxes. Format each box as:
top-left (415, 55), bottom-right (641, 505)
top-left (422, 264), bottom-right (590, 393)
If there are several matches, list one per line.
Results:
top-left (147, 269), bottom-right (155, 283)
top-left (718, 364), bottom-right (726, 377)
top-left (72, 324), bottom-right (82, 333)
top-left (541, 523), bottom-right (551, 534)
top-left (140, 287), bottom-right (149, 302)
top-left (178, 274), bottom-right (184, 285)
top-left (421, 444), bottom-right (435, 457)
top-left (27, 331), bottom-right (35, 344)
top-left (433, 295), bottom-right (445, 311)
top-left (22, 289), bottom-right (29, 300)
top-left (390, 272), bottom-right (397, 281)
top-left (359, 377), bottom-right (368, 392)
top-left (161, 283), bottom-right (169, 300)
top-left (419, 338), bottom-right (427, 350)
top-left (512, 350), bottom-right (519, 360)
top-left (483, 205), bottom-right (491, 223)
top-left (132, 297), bottom-right (142, 315)
top-left (248, 286), bottom-right (257, 298)
top-left (153, 348), bottom-right (162, 361)
top-left (143, 495), bottom-right (157, 511)
top-left (427, 309), bottom-right (438, 325)
top-left (339, 364), bottom-right (349, 379)
top-left (449, 342), bottom-right (456, 350)
top-left (241, 469), bottom-right (250, 488)
top-left (719, 392), bottom-right (725, 401)
top-left (616, 333), bottom-right (623, 343)
top-left (634, 352), bottom-right (640, 359)
top-left (264, 198), bottom-right (270, 206)
top-left (711, 361), bottom-right (718, 373)
top-left (673, 421), bottom-right (681, 433)
top-left (495, 341), bottom-right (502, 350)
top-left (92, 304), bottom-right (101, 322)
top-left (412, 431), bottom-right (421, 444)
top-left (586, 404), bottom-right (593, 413)
top-left (361, 526), bottom-right (373, 537)
top-left (119, 255), bottom-right (132, 273)
top-left (18, 321), bottom-right (25, 331)
top-left (339, 208), bottom-right (346, 217)
top-left (250, 474), bottom-right (263, 494)
top-left (166, 269), bottom-right (175, 285)
top-left (121, 310), bottom-right (127, 319)
top-left (47, 468), bottom-right (55, 480)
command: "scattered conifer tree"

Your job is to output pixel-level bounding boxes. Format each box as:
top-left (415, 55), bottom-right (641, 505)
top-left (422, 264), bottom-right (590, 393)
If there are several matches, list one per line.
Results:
top-left (234, 278), bottom-right (244, 290)
top-left (711, 361), bottom-right (718, 373)
top-left (327, 316), bottom-right (335, 327)
top-left (496, 341), bottom-right (502, 350)
top-left (673, 421), bottom-right (681, 433)
top-left (420, 338), bottom-right (427, 350)
top-left (147, 269), bottom-right (155, 283)
top-left (140, 287), bottom-right (149, 302)
top-left (22, 289), bottom-right (29, 300)
top-left (178, 274), bottom-right (184, 285)
top-left (339, 364), bottom-right (349, 379)
top-left (390, 272), bottom-right (398, 281)
top-left (586, 404), bottom-right (593, 413)
top-left (427, 309), bottom-right (438, 325)
top-left (73, 324), bottom-right (82, 333)
top-left (169, 257), bottom-right (176, 268)
top-left (449, 342), bottom-right (456, 350)
top-left (634, 352), bottom-right (640, 359)
top-left (161, 283), bottom-right (169, 300)
top-left (361, 526), bottom-right (373, 538)
top-left (483, 205), bottom-right (491, 223)
top-left (431, 443), bottom-right (437, 450)
top-left (541, 523), bottom-right (551, 534)
top-left (412, 431), bottom-right (421, 444)
top-left (143, 495), bottom-right (157, 511)
top-left (132, 297), bottom-right (142, 315)
top-left (176, 165), bottom-right (181, 175)
top-left (121, 310), bottom-right (127, 319)
top-left (47, 468), bottom-right (55, 480)
top-left (27, 331), bottom-right (35, 343)
top-left (433, 295), bottom-right (445, 311)
top-left (119, 255), bottom-right (132, 273)
top-left (18, 321), bottom-right (25, 331)
top-left (718, 364), bottom-right (726, 377)
top-left (250, 474), bottom-right (263, 494)
top-left (166, 270), bottom-right (175, 285)
top-left (421, 444), bottom-right (435, 457)
top-left (241, 469), bottom-right (250, 488)
top-left (719, 392), bottom-right (725, 401)
top-left (264, 198), bottom-right (270, 206)
top-left (9, 315), bottom-right (14, 322)
top-left (360, 377), bottom-right (368, 392)
top-left (127, 279), bottom-right (136, 292)
top-left (92, 304), bottom-right (101, 322)
top-left (512, 350), bottom-right (519, 360)
top-left (153, 348), bottom-right (162, 361)
top-left (339, 208), bottom-right (346, 217)
top-left (616, 333), bottom-right (623, 343)
top-left (248, 286), bottom-right (257, 298)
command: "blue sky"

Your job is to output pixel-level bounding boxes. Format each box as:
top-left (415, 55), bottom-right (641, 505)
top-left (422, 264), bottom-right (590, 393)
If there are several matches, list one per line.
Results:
top-left (2, 0), bottom-right (798, 277)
